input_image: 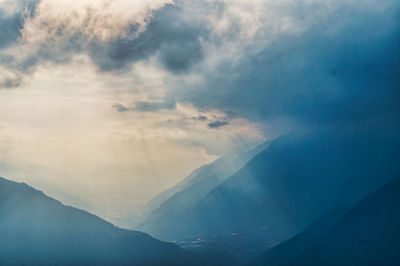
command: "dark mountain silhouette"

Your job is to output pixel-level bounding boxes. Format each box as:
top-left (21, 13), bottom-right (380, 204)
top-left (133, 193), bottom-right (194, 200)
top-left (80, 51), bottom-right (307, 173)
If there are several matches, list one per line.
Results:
top-left (0, 177), bottom-right (200, 266)
top-left (254, 179), bottom-right (400, 266)
top-left (141, 141), bottom-right (270, 235)
top-left (142, 128), bottom-right (400, 244)
top-left (252, 207), bottom-right (350, 266)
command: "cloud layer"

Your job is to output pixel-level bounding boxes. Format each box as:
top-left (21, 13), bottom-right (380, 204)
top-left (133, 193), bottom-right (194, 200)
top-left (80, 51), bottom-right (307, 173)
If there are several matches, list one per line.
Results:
top-left (0, 0), bottom-right (211, 77)
top-left (169, 0), bottom-right (400, 130)
top-left (1, 0), bottom-right (399, 155)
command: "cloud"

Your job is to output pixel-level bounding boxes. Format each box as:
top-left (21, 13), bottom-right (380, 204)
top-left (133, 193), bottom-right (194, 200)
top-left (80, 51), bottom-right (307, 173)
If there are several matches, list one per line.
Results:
top-left (0, 0), bottom-right (210, 81)
top-left (0, 66), bottom-right (23, 89)
top-left (171, 0), bottom-right (400, 130)
top-left (1, 0), bottom-right (399, 135)
top-left (0, 76), bottom-right (22, 88)
top-left (0, 0), bottom-right (39, 49)
top-left (207, 120), bottom-right (229, 129)
top-left (88, 2), bottom-right (210, 73)
top-left (134, 100), bottom-right (177, 112)
top-left (113, 100), bottom-right (176, 112)
top-left (0, 10), bottom-right (23, 49)
top-left (112, 103), bottom-right (130, 112)
top-left (191, 115), bottom-right (208, 121)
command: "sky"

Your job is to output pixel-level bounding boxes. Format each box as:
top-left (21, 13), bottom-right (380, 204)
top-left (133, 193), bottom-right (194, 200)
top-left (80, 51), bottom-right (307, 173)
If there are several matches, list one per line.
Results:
top-left (0, 0), bottom-right (399, 224)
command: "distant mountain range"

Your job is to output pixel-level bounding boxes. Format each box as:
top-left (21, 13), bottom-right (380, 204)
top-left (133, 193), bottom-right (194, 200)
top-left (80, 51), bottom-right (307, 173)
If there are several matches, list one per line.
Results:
top-left (139, 141), bottom-right (271, 231)
top-left (253, 178), bottom-right (400, 266)
top-left (136, 128), bottom-right (400, 265)
top-left (141, 129), bottom-right (400, 243)
top-left (0, 177), bottom-right (200, 265)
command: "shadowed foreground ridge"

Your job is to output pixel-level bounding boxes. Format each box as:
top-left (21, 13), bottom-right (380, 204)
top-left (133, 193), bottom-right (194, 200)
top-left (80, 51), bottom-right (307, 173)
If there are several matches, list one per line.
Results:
top-left (254, 179), bottom-right (400, 266)
top-left (0, 177), bottom-right (200, 266)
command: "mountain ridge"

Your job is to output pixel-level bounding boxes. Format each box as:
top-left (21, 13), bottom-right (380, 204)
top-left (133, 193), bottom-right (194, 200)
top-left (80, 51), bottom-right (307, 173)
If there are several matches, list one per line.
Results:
top-left (142, 129), bottom-right (400, 245)
top-left (254, 178), bottom-right (400, 265)
top-left (0, 176), bottom-right (201, 266)
top-left (140, 141), bottom-right (271, 233)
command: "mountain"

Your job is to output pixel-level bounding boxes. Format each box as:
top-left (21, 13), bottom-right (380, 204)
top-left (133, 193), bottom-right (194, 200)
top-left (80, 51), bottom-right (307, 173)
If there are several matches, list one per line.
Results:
top-left (254, 179), bottom-right (400, 266)
top-left (140, 141), bottom-right (270, 230)
top-left (0, 177), bottom-right (200, 266)
top-left (252, 207), bottom-right (350, 266)
top-left (142, 128), bottom-right (400, 243)
top-left (0, 160), bottom-right (93, 213)
top-left (134, 162), bottom-right (218, 223)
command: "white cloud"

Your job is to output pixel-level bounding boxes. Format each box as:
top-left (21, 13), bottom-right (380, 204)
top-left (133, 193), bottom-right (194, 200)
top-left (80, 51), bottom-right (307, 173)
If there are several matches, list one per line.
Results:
top-left (21, 0), bottom-right (172, 44)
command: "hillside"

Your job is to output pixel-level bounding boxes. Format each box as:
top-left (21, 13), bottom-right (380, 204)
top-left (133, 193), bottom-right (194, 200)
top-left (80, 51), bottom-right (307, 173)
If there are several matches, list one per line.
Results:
top-left (0, 177), bottom-right (200, 265)
top-left (143, 129), bottom-right (400, 243)
top-left (255, 179), bottom-right (400, 265)
top-left (141, 141), bottom-right (270, 234)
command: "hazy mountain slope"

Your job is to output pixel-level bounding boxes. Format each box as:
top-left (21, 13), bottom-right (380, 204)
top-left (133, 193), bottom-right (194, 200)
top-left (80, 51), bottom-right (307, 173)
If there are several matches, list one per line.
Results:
top-left (273, 179), bottom-right (400, 266)
top-left (141, 141), bottom-right (270, 232)
top-left (143, 129), bottom-right (400, 241)
top-left (0, 177), bottom-right (200, 266)
top-left (137, 164), bottom-right (211, 219)
top-left (0, 160), bottom-right (93, 212)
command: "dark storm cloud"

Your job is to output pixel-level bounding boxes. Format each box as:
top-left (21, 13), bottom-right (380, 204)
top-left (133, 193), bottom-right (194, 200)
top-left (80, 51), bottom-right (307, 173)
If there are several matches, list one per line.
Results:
top-left (113, 100), bottom-right (176, 113)
top-left (191, 115), bottom-right (208, 121)
top-left (134, 100), bottom-right (177, 112)
top-left (88, 3), bottom-right (209, 74)
top-left (176, 1), bottom-right (400, 128)
top-left (207, 120), bottom-right (229, 129)
top-left (0, 76), bottom-right (22, 88)
top-left (0, 0), bottom-right (210, 82)
top-left (112, 103), bottom-right (130, 112)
